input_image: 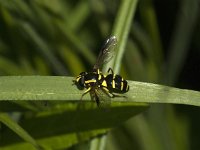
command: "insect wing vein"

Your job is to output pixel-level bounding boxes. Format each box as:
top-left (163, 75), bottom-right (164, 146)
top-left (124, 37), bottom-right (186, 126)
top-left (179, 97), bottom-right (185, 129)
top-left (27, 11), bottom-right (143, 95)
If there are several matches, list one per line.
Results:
top-left (93, 36), bottom-right (117, 70)
top-left (95, 87), bottom-right (111, 108)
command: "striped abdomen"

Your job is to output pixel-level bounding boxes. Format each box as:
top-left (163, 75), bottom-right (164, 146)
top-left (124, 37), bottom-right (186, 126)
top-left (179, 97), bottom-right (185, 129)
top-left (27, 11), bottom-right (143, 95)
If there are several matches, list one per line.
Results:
top-left (105, 74), bottom-right (129, 93)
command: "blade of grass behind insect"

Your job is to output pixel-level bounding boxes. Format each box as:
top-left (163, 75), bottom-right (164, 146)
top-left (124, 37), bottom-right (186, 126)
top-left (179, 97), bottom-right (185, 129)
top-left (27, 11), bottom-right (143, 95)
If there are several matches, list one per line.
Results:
top-left (56, 20), bottom-right (96, 65)
top-left (90, 1), bottom-right (112, 37)
top-left (125, 115), bottom-right (163, 150)
top-left (0, 1), bottom-right (34, 20)
top-left (35, 0), bottom-right (65, 15)
top-left (18, 57), bottom-right (36, 75)
top-left (90, 135), bottom-right (107, 150)
top-left (21, 23), bottom-right (68, 75)
top-left (104, 0), bottom-right (138, 73)
top-left (0, 101), bottom-right (42, 112)
top-left (0, 57), bottom-right (24, 75)
top-left (124, 40), bottom-right (147, 81)
top-left (0, 99), bottom-right (147, 149)
top-left (139, 0), bottom-right (164, 68)
top-left (59, 45), bottom-right (86, 76)
top-left (130, 23), bottom-right (154, 63)
top-left (131, 23), bottom-right (160, 81)
top-left (67, 1), bottom-right (90, 31)
top-left (0, 113), bottom-right (41, 150)
top-left (33, 56), bottom-right (50, 75)
top-left (166, 0), bottom-right (199, 85)
top-left (1, 128), bottom-right (109, 150)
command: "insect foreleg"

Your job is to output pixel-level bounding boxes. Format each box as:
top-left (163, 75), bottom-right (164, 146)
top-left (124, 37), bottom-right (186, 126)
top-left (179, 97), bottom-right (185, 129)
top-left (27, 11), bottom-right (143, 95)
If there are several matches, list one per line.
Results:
top-left (80, 87), bottom-right (92, 100)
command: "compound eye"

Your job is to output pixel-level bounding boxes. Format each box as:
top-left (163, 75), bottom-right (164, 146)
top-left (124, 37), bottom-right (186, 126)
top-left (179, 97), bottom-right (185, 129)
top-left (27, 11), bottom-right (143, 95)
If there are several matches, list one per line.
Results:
top-left (75, 72), bottom-right (87, 89)
top-left (79, 77), bottom-right (85, 87)
top-left (76, 76), bottom-right (85, 90)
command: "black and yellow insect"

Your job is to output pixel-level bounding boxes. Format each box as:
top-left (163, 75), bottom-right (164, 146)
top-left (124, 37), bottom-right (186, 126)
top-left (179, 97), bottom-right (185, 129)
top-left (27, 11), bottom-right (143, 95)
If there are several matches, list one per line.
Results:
top-left (73, 36), bottom-right (129, 107)
top-left (73, 69), bottom-right (105, 106)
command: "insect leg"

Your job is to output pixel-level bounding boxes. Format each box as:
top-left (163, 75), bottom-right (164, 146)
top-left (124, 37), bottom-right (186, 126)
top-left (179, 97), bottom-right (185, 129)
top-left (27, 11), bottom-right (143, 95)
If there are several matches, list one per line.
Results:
top-left (107, 68), bottom-right (114, 74)
top-left (102, 87), bottom-right (126, 98)
top-left (112, 93), bottom-right (127, 98)
top-left (94, 90), bottom-right (100, 107)
top-left (101, 87), bottom-right (114, 98)
top-left (80, 87), bottom-right (92, 100)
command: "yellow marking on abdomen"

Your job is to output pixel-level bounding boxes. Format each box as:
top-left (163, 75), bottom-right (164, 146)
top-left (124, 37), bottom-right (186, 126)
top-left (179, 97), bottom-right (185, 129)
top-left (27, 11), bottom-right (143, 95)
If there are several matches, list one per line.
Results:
top-left (112, 79), bottom-right (115, 88)
top-left (121, 81), bottom-right (124, 90)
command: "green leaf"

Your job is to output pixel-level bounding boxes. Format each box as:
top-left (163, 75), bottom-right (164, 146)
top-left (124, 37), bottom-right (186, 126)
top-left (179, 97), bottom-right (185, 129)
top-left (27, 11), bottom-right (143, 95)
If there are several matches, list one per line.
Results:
top-left (0, 113), bottom-right (41, 150)
top-left (104, 0), bottom-right (138, 73)
top-left (0, 76), bottom-right (199, 106)
top-left (166, 0), bottom-right (199, 85)
top-left (0, 102), bottom-right (147, 149)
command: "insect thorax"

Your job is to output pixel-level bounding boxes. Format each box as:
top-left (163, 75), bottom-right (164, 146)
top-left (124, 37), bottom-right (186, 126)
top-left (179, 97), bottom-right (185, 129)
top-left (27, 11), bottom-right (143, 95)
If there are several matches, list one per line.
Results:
top-left (76, 70), bottom-right (105, 88)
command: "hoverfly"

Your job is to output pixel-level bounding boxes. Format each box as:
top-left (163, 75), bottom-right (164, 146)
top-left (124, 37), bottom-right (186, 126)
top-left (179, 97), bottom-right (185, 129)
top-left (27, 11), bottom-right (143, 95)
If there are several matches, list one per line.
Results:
top-left (73, 36), bottom-right (129, 107)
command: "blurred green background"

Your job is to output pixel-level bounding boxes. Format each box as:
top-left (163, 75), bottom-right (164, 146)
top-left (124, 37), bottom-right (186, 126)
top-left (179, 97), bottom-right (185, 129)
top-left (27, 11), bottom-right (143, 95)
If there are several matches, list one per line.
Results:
top-left (0, 0), bottom-right (200, 150)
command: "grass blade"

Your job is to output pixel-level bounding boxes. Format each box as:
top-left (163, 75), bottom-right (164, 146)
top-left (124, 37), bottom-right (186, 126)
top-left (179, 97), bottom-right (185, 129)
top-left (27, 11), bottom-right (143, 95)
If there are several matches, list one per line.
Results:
top-left (0, 76), bottom-right (199, 106)
top-left (0, 113), bottom-right (41, 149)
top-left (166, 0), bottom-right (199, 85)
top-left (104, 0), bottom-right (138, 73)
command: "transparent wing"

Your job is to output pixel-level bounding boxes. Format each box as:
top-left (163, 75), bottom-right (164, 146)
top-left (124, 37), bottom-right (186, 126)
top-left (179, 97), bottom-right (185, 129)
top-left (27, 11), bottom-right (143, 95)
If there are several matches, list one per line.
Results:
top-left (93, 36), bottom-right (117, 70)
top-left (89, 87), bottom-right (111, 108)
top-left (93, 87), bottom-right (111, 109)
